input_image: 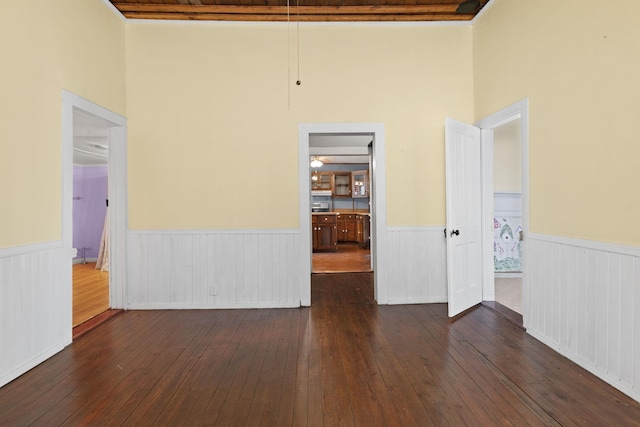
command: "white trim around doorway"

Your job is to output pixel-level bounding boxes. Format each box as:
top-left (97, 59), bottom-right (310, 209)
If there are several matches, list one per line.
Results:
top-left (475, 98), bottom-right (529, 325)
top-left (62, 91), bottom-right (128, 313)
top-left (298, 123), bottom-right (388, 306)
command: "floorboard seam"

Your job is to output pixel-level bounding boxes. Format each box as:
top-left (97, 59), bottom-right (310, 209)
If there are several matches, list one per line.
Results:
top-left (459, 340), bottom-right (563, 427)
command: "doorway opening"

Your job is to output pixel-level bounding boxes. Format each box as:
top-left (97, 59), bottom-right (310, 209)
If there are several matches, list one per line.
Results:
top-left (476, 99), bottom-right (529, 327)
top-left (62, 91), bottom-right (127, 339)
top-left (298, 123), bottom-right (388, 307)
top-left (309, 134), bottom-right (372, 274)
top-left (491, 118), bottom-right (523, 315)
top-left (72, 109), bottom-right (111, 327)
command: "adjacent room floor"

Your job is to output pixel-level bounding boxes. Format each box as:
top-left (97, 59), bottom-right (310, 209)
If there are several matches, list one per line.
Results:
top-left (312, 242), bottom-right (371, 273)
top-left (72, 262), bottom-right (109, 326)
top-left (495, 276), bottom-right (523, 314)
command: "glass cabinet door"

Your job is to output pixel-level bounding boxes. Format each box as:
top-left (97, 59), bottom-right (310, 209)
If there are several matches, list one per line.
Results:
top-left (311, 172), bottom-right (332, 191)
top-left (333, 173), bottom-right (351, 197)
top-left (352, 170), bottom-right (369, 198)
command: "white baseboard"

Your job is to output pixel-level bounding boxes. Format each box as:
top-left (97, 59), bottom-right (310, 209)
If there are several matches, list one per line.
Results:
top-left (0, 344), bottom-right (66, 388)
top-left (528, 329), bottom-right (640, 404)
top-left (73, 257), bottom-right (98, 265)
top-left (495, 272), bottom-right (522, 279)
top-left (126, 301), bottom-right (301, 310)
top-left (387, 296), bottom-right (447, 305)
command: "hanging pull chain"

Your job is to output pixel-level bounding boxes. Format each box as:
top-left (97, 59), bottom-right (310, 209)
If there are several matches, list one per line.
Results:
top-left (287, 0), bottom-right (291, 109)
top-left (296, 0), bottom-right (301, 86)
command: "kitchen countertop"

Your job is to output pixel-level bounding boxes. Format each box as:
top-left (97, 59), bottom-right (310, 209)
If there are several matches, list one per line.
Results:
top-left (311, 212), bottom-right (370, 216)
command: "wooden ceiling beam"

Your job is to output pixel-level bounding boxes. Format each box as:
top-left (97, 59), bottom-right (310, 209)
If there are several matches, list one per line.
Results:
top-left (117, 11), bottom-right (474, 22)
top-left (112, 3), bottom-right (466, 16)
top-left (120, 12), bottom-right (472, 21)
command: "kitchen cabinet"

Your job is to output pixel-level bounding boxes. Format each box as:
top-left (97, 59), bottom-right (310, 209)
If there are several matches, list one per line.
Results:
top-left (311, 172), bottom-right (332, 191)
top-left (333, 173), bottom-right (351, 197)
top-left (352, 170), bottom-right (369, 198)
top-left (312, 214), bottom-right (337, 251)
top-left (311, 170), bottom-right (369, 198)
top-left (337, 214), bottom-right (357, 242)
top-left (356, 214), bottom-right (370, 248)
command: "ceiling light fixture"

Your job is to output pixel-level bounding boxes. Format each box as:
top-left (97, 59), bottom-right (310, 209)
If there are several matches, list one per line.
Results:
top-left (73, 147), bottom-right (108, 158)
top-left (310, 157), bottom-right (323, 168)
top-left (456, 0), bottom-right (480, 14)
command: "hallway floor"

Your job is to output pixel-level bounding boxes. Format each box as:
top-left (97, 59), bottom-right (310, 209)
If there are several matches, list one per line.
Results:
top-left (495, 277), bottom-right (522, 314)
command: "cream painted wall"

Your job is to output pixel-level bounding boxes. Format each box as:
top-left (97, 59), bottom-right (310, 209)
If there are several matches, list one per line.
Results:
top-left (126, 23), bottom-right (474, 229)
top-left (474, 0), bottom-right (640, 246)
top-left (0, 0), bottom-right (125, 248)
top-left (493, 118), bottom-right (521, 192)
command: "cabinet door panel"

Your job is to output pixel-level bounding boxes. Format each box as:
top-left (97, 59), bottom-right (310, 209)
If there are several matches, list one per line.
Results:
top-left (333, 173), bottom-right (351, 197)
top-left (317, 224), bottom-right (337, 250)
top-left (337, 217), bottom-right (346, 242)
top-left (311, 172), bottom-right (332, 191)
top-left (362, 215), bottom-right (370, 248)
top-left (352, 170), bottom-right (369, 198)
top-left (345, 220), bottom-right (357, 241)
top-left (355, 215), bottom-right (370, 248)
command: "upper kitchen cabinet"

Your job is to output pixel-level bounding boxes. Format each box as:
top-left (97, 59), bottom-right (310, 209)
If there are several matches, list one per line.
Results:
top-left (333, 173), bottom-right (351, 197)
top-left (311, 171), bottom-right (332, 191)
top-left (352, 170), bottom-right (369, 198)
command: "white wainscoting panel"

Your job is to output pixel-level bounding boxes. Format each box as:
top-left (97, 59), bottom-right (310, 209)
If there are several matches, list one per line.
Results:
top-left (127, 230), bottom-right (304, 309)
top-left (0, 242), bottom-right (70, 388)
top-left (386, 227), bottom-right (447, 304)
top-left (527, 233), bottom-right (640, 402)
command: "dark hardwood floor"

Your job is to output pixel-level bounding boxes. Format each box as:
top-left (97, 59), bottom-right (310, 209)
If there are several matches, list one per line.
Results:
top-left (1, 273), bottom-right (640, 425)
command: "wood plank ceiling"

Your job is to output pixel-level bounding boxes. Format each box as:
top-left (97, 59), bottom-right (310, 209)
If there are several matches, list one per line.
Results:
top-left (108, 0), bottom-right (489, 22)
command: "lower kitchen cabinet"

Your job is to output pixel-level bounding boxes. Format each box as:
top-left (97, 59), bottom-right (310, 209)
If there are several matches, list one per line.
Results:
top-left (337, 214), bottom-right (357, 242)
top-left (312, 213), bottom-right (367, 250)
top-left (356, 214), bottom-right (370, 248)
top-left (312, 214), bottom-right (337, 251)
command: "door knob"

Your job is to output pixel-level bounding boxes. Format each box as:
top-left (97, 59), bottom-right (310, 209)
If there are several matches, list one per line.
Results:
top-left (450, 229), bottom-right (460, 237)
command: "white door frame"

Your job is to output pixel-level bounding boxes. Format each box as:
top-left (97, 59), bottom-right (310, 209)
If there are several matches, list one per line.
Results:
top-left (298, 123), bottom-right (388, 306)
top-left (476, 98), bottom-right (529, 325)
top-left (62, 91), bottom-right (128, 315)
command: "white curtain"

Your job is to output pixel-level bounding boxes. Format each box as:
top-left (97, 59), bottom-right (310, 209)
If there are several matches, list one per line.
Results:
top-left (95, 209), bottom-right (109, 272)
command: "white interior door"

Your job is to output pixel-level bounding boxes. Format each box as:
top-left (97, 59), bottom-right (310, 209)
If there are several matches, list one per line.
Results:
top-left (445, 118), bottom-right (483, 317)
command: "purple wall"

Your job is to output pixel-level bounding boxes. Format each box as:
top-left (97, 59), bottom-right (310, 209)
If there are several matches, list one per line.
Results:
top-left (73, 165), bottom-right (108, 260)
